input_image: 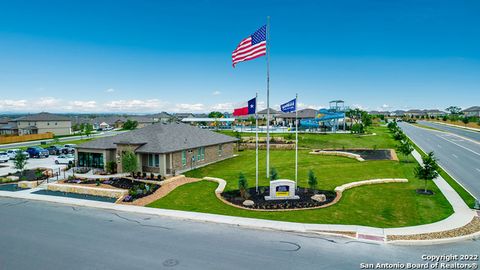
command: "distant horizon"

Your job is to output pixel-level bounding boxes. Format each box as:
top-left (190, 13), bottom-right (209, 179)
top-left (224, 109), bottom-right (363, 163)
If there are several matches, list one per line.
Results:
top-left (1, 0), bottom-right (479, 113)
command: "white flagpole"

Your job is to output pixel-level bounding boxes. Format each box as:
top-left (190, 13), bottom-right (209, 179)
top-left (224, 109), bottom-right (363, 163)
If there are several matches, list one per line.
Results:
top-left (255, 92), bottom-right (259, 193)
top-left (266, 16), bottom-right (271, 179)
top-left (295, 93), bottom-right (298, 187)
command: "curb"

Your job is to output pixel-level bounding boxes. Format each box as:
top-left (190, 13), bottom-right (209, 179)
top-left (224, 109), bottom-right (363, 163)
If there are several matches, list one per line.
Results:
top-left (388, 230), bottom-right (480, 246)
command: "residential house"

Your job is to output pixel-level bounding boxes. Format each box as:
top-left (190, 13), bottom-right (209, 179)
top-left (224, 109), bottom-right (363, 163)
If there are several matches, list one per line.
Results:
top-left (0, 112), bottom-right (71, 136)
top-left (150, 112), bottom-right (172, 123)
top-left (75, 123), bottom-right (237, 175)
top-left (463, 106), bottom-right (480, 117)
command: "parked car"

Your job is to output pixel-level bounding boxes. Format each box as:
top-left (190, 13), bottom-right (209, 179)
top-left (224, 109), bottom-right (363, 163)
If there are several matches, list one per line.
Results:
top-left (44, 145), bottom-right (63, 155)
top-left (54, 154), bottom-right (75, 165)
top-left (26, 147), bottom-right (50, 158)
top-left (6, 149), bottom-right (30, 160)
top-left (63, 144), bottom-right (77, 154)
top-left (0, 152), bottom-right (9, 163)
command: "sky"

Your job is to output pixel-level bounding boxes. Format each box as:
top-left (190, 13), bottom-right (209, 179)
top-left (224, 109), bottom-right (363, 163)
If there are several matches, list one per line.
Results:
top-left (0, 0), bottom-right (479, 114)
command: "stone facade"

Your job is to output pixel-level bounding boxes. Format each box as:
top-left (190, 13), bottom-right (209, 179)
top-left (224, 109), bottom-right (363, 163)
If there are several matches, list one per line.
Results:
top-left (171, 143), bottom-right (234, 174)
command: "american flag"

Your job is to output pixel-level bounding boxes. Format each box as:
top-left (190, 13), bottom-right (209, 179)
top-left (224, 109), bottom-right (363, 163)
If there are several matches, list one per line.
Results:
top-left (232, 25), bottom-right (267, 67)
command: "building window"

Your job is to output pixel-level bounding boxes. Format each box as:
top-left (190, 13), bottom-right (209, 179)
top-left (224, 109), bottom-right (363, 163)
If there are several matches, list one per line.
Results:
top-left (55, 122), bottom-right (58, 125)
top-left (218, 144), bottom-right (223, 156)
top-left (182, 150), bottom-right (187, 166)
top-left (197, 147), bottom-right (205, 161)
top-left (47, 122), bottom-right (50, 126)
top-left (148, 154), bottom-right (159, 167)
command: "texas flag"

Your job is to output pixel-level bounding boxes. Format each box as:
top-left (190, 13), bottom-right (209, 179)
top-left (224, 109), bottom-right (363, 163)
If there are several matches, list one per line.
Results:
top-left (233, 97), bottom-right (256, 116)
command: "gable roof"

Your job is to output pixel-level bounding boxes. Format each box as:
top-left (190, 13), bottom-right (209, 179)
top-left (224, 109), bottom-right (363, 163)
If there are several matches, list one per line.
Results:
top-left (279, 108), bottom-right (318, 118)
top-left (258, 108), bottom-right (280, 115)
top-left (77, 123), bottom-right (237, 153)
top-left (13, 112), bottom-right (70, 122)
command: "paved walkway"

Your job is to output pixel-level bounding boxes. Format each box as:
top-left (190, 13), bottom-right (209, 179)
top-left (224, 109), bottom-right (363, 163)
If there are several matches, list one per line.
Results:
top-left (0, 150), bottom-right (477, 244)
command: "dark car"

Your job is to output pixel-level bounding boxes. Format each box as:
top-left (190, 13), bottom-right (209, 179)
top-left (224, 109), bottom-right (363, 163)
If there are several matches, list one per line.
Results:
top-left (26, 147), bottom-right (50, 158)
top-left (44, 145), bottom-right (63, 155)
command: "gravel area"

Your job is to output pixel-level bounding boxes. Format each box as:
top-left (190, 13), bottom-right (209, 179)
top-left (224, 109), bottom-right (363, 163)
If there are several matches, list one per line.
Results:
top-left (387, 217), bottom-right (480, 241)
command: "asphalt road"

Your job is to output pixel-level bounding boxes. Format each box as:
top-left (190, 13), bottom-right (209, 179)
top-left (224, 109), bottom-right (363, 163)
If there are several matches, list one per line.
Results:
top-left (0, 198), bottom-right (479, 270)
top-left (417, 121), bottom-right (480, 142)
top-left (399, 122), bottom-right (480, 199)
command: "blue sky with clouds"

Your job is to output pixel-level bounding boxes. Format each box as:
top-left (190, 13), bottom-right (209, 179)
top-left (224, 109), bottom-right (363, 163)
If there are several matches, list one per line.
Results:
top-left (0, 0), bottom-right (479, 113)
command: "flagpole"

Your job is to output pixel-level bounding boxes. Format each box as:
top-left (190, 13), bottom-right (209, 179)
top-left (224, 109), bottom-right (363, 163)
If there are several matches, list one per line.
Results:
top-left (255, 92), bottom-right (259, 193)
top-left (266, 16), bottom-right (271, 179)
top-left (295, 93), bottom-right (298, 187)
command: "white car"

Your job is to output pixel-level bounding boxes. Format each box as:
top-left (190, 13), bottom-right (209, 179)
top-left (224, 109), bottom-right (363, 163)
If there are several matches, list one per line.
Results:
top-left (6, 149), bottom-right (29, 160)
top-left (0, 152), bottom-right (9, 163)
top-left (55, 154), bottom-right (75, 165)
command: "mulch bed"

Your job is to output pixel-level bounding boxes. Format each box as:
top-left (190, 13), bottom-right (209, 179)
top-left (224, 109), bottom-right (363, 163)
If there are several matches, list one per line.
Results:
top-left (64, 178), bottom-right (160, 202)
top-left (319, 149), bottom-right (393, 160)
top-left (388, 217), bottom-right (480, 241)
top-left (11, 169), bottom-right (49, 182)
top-left (222, 187), bottom-right (336, 210)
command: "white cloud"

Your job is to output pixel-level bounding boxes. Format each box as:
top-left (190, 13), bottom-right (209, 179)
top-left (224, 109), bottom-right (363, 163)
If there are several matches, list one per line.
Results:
top-left (352, 104), bottom-right (368, 110)
top-left (0, 99), bottom-right (28, 110)
top-left (64, 101), bottom-right (97, 111)
top-left (212, 90), bottom-right (221, 96)
top-left (35, 97), bottom-right (61, 107)
top-left (104, 99), bottom-right (168, 112)
top-left (211, 102), bottom-right (234, 111)
top-left (174, 103), bottom-right (205, 112)
top-left (297, 102), bottom-right (325, 110)
top-left (106, 88), bottom-right (115, 93)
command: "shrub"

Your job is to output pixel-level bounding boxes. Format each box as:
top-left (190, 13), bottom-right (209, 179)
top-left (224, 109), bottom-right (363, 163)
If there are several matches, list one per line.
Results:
top-left (270, 167), bottom-right (278, 181)
top-left (238, 172), bottom-right (249, 199)
top-left (106, 161), bottom-right (117, 174)
top-left (308, 170), bottom-right (318, 192)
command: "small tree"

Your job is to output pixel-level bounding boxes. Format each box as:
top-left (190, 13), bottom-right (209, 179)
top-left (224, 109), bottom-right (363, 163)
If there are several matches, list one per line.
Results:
top-left (84, 123), bottom-right (93, 137)
top-left (308, 170), bottom-right (318, 193)
top-left (121, 150), bottom-right (138, 175)
top-left (123, 120), bottom-right (138, 130)
top-left (393, 130), bottom-right (406, 141)
top-left (238, 172), bottom-right (249, 199)
top-left (13, 150), bottom-right (28, 176)
top-left (462, 117), bottom-right (469, 126)
top-left (270, 167), bottom-right (278, 181)
top-left (397, 140), bottom-right (414, 161)
top-left (414, 152), bottom-right (439, 194)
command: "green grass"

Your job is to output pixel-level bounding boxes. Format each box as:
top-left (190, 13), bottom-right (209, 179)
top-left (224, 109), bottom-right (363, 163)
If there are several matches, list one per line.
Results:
top-left (148, 126), bottom-right (454, 227)
top-left (219, 126), bottom-right (395, 149)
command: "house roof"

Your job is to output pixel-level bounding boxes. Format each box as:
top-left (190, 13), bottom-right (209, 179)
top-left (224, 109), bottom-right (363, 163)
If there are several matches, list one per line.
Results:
top-left (257, 108), bottom-right (281, 115)
top-left (150, 112), bottom-right (171, 118)
top-left (13, 112), bottom-right (70, 122)
top-left (279, 108), bottom-right (318, 118)
top-left (463, 106), bottom-right (480, 112)
top-left (77, 122), bottom-right (238, 153)
top-left (0, 117), bottom-right (10, 124)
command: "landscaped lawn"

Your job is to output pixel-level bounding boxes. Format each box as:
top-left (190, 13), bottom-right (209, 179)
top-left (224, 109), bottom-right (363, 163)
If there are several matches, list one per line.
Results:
top-left (148, 126), bottom-right (454, 228)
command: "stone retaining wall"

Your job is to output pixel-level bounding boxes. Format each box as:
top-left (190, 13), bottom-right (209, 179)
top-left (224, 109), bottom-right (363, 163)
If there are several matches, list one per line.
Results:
top-left (46, 183), bottom-right (128, 198)
top-left (335, 178), bottom-right (408, 193)
top-left (310, 150), bottom-right (365, 161)
top-left (18, 181), bottom-right (39, 189)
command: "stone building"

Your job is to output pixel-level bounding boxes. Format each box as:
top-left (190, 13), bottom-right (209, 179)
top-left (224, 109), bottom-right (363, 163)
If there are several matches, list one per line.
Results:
top-left (75, 123), bottom-right (237, 175)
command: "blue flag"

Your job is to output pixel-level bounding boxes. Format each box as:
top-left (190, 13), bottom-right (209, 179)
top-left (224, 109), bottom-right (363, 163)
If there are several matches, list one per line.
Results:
top-left (280, 98), bottom-right (296, 113)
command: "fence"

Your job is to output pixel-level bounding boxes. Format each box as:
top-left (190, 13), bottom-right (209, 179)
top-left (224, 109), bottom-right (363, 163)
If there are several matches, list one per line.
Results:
top-left (0, 133), bottom-right (54, 144)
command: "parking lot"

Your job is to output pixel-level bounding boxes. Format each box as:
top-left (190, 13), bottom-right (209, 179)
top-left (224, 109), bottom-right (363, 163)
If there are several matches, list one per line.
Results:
top-left (0, 156), bottom-right (68, 177)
